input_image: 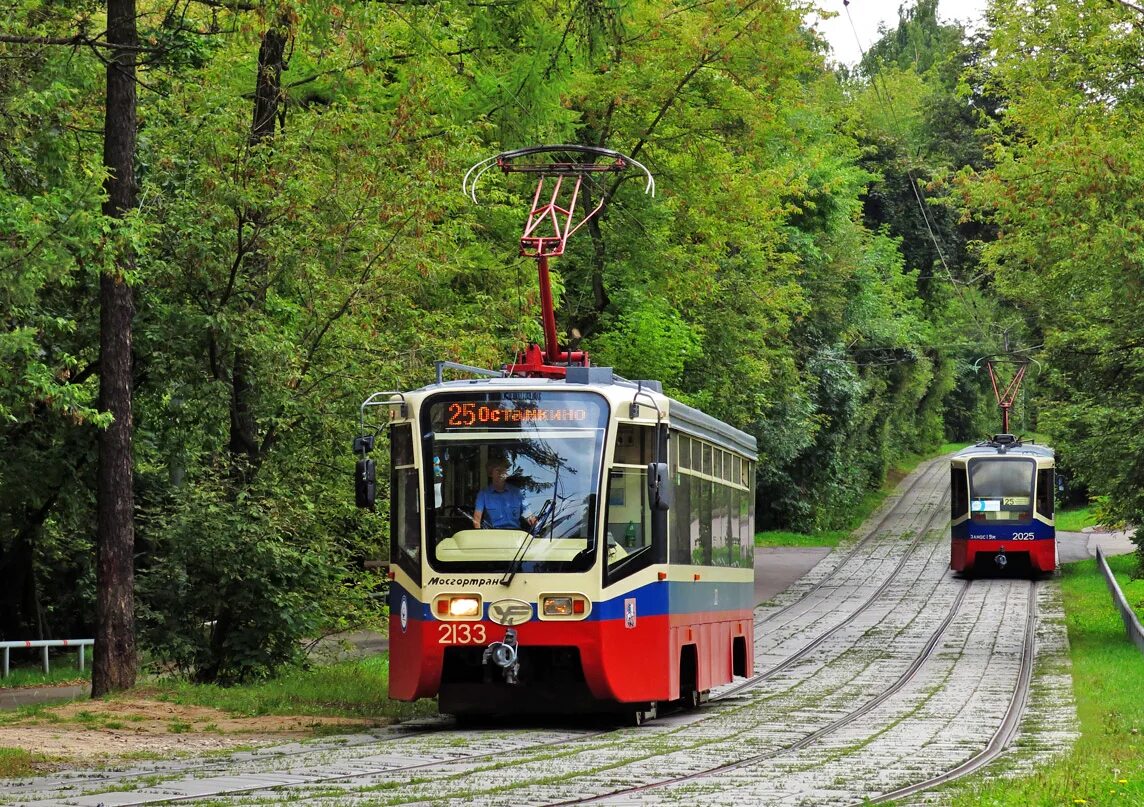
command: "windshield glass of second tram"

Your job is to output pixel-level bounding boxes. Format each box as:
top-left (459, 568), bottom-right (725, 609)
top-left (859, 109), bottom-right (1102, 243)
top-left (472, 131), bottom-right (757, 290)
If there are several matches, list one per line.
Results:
top-left (424, 391), bottom-right (608, 573)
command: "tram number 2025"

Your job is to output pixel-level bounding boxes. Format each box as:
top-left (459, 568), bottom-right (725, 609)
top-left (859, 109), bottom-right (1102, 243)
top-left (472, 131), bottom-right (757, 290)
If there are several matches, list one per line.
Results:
top-left (438, 623), bottom-right (487, 644)
top-left (1011, 532), bottom-right (1035, 541)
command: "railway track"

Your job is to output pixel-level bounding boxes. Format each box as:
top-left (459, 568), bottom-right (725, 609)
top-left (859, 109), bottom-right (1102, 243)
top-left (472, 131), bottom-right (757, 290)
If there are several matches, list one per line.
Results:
top-left (4, 456), bottom-right (1064, 807)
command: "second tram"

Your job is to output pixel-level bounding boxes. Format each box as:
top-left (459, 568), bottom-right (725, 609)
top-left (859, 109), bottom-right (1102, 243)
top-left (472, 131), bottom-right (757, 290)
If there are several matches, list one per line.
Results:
top-left (950, 435), bottom-right (1056, 575)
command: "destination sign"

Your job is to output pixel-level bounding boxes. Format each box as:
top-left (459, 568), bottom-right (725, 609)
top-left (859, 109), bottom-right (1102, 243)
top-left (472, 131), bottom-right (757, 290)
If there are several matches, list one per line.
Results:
top-left (428, 392), bottom-right (607, 432)
top-left (445, 402), bottom-right (590, 428)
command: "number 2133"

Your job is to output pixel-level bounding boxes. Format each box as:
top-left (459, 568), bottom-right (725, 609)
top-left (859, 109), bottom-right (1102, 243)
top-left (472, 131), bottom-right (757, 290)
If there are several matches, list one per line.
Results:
top-left (438, 623), bottom-right (487, 644)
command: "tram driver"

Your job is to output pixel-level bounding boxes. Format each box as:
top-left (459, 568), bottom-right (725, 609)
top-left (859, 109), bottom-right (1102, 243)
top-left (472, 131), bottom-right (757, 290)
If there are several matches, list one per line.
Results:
top-left (473, 457), bottom-right (537, 529)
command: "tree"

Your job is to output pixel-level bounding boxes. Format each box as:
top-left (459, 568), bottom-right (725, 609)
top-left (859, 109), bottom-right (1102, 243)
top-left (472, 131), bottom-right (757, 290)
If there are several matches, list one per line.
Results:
top-left (92, 0), bottom-right (139, 697)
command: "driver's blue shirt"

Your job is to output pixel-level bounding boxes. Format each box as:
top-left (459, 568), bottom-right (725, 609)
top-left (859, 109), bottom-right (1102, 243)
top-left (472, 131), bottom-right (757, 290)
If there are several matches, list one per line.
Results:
top-left (476, 485), bottom-right (525, 528)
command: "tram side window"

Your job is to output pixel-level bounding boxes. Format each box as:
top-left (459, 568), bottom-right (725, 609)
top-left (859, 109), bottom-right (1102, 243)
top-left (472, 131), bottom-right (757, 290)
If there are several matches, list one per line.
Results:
top-left (740, 481), bottom-right (754, 568)
top-left (711, 474), bottom-right (731, 566)
top-left (605, 469), bottom-right (651, 554)
top-left (951, 468), bottom-right (968, 519)
top-left (614, 423), bottom-right (653, 464)
top-left (390, 424), bottom-right (421, 576)
top-left (667, 435), bottom-right (754, 568)
top-left (1037, 468), bottom-right (1054, 519)
top-left (693, 477), bottom-right (712, 564)
top-left (606, 424), bottom-right (656, 580)
top-left (671, 434), bottom-right (691, 563)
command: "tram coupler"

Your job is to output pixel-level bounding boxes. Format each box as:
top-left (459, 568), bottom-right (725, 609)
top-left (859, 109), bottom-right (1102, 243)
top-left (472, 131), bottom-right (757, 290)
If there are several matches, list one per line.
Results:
top-left (995, 550), bottom-right (1008, 568)
top-left (483, 627), bottom-right (521, 685)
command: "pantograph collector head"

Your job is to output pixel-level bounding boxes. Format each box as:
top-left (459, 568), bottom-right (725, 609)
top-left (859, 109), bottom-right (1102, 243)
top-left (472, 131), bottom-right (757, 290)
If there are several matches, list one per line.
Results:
top-left (463, 145), bottom-right (654, 377)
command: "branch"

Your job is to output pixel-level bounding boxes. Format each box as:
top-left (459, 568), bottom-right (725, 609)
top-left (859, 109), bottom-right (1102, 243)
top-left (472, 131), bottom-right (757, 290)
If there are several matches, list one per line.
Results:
top-left (187, 0), bottom-right (259, 11)
top-left (0, 32), bottom-right (158, 52)
top-left (1108, 0), bottom-right (1144, 16)
top-left (298, 212), bottom-right (417, 381)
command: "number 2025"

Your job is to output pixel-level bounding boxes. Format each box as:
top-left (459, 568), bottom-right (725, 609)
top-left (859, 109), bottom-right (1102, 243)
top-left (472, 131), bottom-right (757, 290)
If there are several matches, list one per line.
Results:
top-left (438, 623), bottom-right (487, 644)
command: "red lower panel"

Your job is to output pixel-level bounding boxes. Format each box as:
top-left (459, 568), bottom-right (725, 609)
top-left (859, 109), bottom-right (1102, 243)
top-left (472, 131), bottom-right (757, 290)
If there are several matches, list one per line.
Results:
top-left (388, 610), bottom-right (754, 703)
top-left (951, 539), bottom-right (1057, 574)
top-left (951, 540), bottom-right (969, 572)
top-left (388, 613), bottom-right (438, 700)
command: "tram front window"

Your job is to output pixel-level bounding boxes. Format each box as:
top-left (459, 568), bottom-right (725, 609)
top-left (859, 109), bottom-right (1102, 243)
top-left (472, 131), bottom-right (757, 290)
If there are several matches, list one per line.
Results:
top-left (968, 458), bottom-right (1035, 523)
top-left (424, 392), bottom-right (608, 573)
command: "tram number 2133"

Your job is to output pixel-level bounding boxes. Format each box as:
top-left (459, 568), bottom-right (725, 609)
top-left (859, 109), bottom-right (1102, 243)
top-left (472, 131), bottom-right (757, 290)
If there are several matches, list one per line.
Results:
top-left (439, 623), bottom-right (488, 645)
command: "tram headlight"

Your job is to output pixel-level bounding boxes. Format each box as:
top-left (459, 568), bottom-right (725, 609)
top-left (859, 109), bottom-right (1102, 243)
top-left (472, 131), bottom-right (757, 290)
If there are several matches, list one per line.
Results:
top-left (434, 594), bottom-right (482, 619)
top-left (448, 596), bottom-right (481, 618)
top-left (543, 596), bottom-right (573, 616)
top-left (540, 594), bottom-right (588, 618)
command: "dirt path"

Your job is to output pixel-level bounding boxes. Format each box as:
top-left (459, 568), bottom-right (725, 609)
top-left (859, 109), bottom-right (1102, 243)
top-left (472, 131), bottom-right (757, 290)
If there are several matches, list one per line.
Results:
top-left (0, 695), bottom-right (382, 763)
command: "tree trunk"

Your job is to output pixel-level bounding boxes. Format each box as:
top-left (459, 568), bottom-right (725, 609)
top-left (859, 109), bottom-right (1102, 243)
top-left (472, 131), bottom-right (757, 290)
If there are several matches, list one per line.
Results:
top-left (92, 0), bottom-right (138, 698)
top-left (251, 22), bottom-right (288, 145)
top-left (226, 17), bottom-right (290, 485)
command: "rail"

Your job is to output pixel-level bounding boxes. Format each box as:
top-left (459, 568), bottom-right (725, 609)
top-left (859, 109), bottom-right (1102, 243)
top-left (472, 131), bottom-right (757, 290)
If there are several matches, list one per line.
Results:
top-left (1096, 546), bottom-right (1144, 654)
top-left (0, 639), bottom-right (94, 677)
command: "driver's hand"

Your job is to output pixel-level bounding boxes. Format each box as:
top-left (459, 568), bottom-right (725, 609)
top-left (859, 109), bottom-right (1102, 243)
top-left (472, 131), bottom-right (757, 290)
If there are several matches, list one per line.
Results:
top-left (527, 515), bottom-right (538, 526)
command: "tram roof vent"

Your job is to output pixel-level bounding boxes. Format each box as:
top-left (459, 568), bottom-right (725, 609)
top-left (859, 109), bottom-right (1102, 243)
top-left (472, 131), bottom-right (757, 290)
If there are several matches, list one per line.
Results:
top-left (566, 366), bottom-right (614, 385)
top-left (992, 433), bottom-right (1018, 445)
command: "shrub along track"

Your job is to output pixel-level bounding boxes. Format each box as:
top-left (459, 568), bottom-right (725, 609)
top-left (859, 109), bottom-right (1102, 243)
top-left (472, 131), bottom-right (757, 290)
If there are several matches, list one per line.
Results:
top-left (2, 457), bottom-right (1059, 806)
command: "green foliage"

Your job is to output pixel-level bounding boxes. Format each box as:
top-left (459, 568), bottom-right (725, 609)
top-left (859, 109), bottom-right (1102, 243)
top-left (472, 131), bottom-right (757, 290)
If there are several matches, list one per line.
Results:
top-left (858, 0), bottom-right (964, 78)
top-left (136, 469), bottom-right (383, 683)
top-left (587, 298), bottom-right (701, 390)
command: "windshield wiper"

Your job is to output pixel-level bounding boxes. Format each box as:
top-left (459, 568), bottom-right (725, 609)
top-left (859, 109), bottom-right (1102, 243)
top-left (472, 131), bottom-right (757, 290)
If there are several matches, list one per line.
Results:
top-left (500, 498), bottom-right (554, 586)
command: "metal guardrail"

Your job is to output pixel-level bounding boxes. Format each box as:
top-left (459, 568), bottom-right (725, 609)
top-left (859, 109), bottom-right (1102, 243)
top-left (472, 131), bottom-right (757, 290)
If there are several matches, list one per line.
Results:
top-left (1096, 547), bottom-right (1144, 654)
top-left (0, 639), bottom-right (94, 677)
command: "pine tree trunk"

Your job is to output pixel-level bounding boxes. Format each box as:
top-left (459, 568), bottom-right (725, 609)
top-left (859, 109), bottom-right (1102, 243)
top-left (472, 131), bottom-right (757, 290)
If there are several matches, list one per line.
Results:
top-left (92, 0), bottom-right (138, 698)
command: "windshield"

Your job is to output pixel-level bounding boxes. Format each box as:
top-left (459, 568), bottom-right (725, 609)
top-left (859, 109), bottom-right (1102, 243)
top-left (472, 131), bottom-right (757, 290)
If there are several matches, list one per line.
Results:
top-left (968, 458), bottom-right (1035, 523)
top-left (424, 391), bottom-right (608, 573)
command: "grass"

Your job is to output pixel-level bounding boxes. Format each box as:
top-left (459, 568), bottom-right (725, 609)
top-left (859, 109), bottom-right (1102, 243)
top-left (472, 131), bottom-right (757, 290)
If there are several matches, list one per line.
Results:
top-left (754, 529), bottom-right (850, 549)
top-left (936, 554), bottom-right (1144, 806)
top-left (0, 747), bottom-right (55, 777)
top-left (1111, 554), bottom-right (1144, 623)
top-left (152, 654), bottom-right (436, 723)
top-left (755, 441), bottom-right (972, 549)
top-left (1056, 503), bottom-right (1103, 534)
top-left (0, 663), bottom-right (91, 688)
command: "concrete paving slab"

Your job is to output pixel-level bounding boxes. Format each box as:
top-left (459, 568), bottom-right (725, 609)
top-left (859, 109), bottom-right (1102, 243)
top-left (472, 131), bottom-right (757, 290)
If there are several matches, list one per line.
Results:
top-left (1057, 527), bottom-right (1136, 564)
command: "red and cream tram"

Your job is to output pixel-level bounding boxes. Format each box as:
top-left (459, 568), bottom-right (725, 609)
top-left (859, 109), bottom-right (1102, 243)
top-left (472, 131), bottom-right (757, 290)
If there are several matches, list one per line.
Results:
top-left (950, 435), bottom-right (1056, 575)
top-left (357, 371), bottom-right (755, 722)
top-left (354, 145), bottom-right (756, 722)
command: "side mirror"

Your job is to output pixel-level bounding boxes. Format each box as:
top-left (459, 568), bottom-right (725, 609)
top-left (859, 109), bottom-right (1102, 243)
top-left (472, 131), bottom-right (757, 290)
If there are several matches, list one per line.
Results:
top-left (647, 462), bottom-right (671, 511)
top-left (355, 458), bottom-right (376, 510)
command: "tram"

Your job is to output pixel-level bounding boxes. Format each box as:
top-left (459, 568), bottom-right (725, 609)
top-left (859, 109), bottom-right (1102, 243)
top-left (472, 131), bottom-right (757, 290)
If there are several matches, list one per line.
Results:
top-left (353, 146), bottom-right (756, 722)
top-left (950, 434), bottom-right (1056, 575)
